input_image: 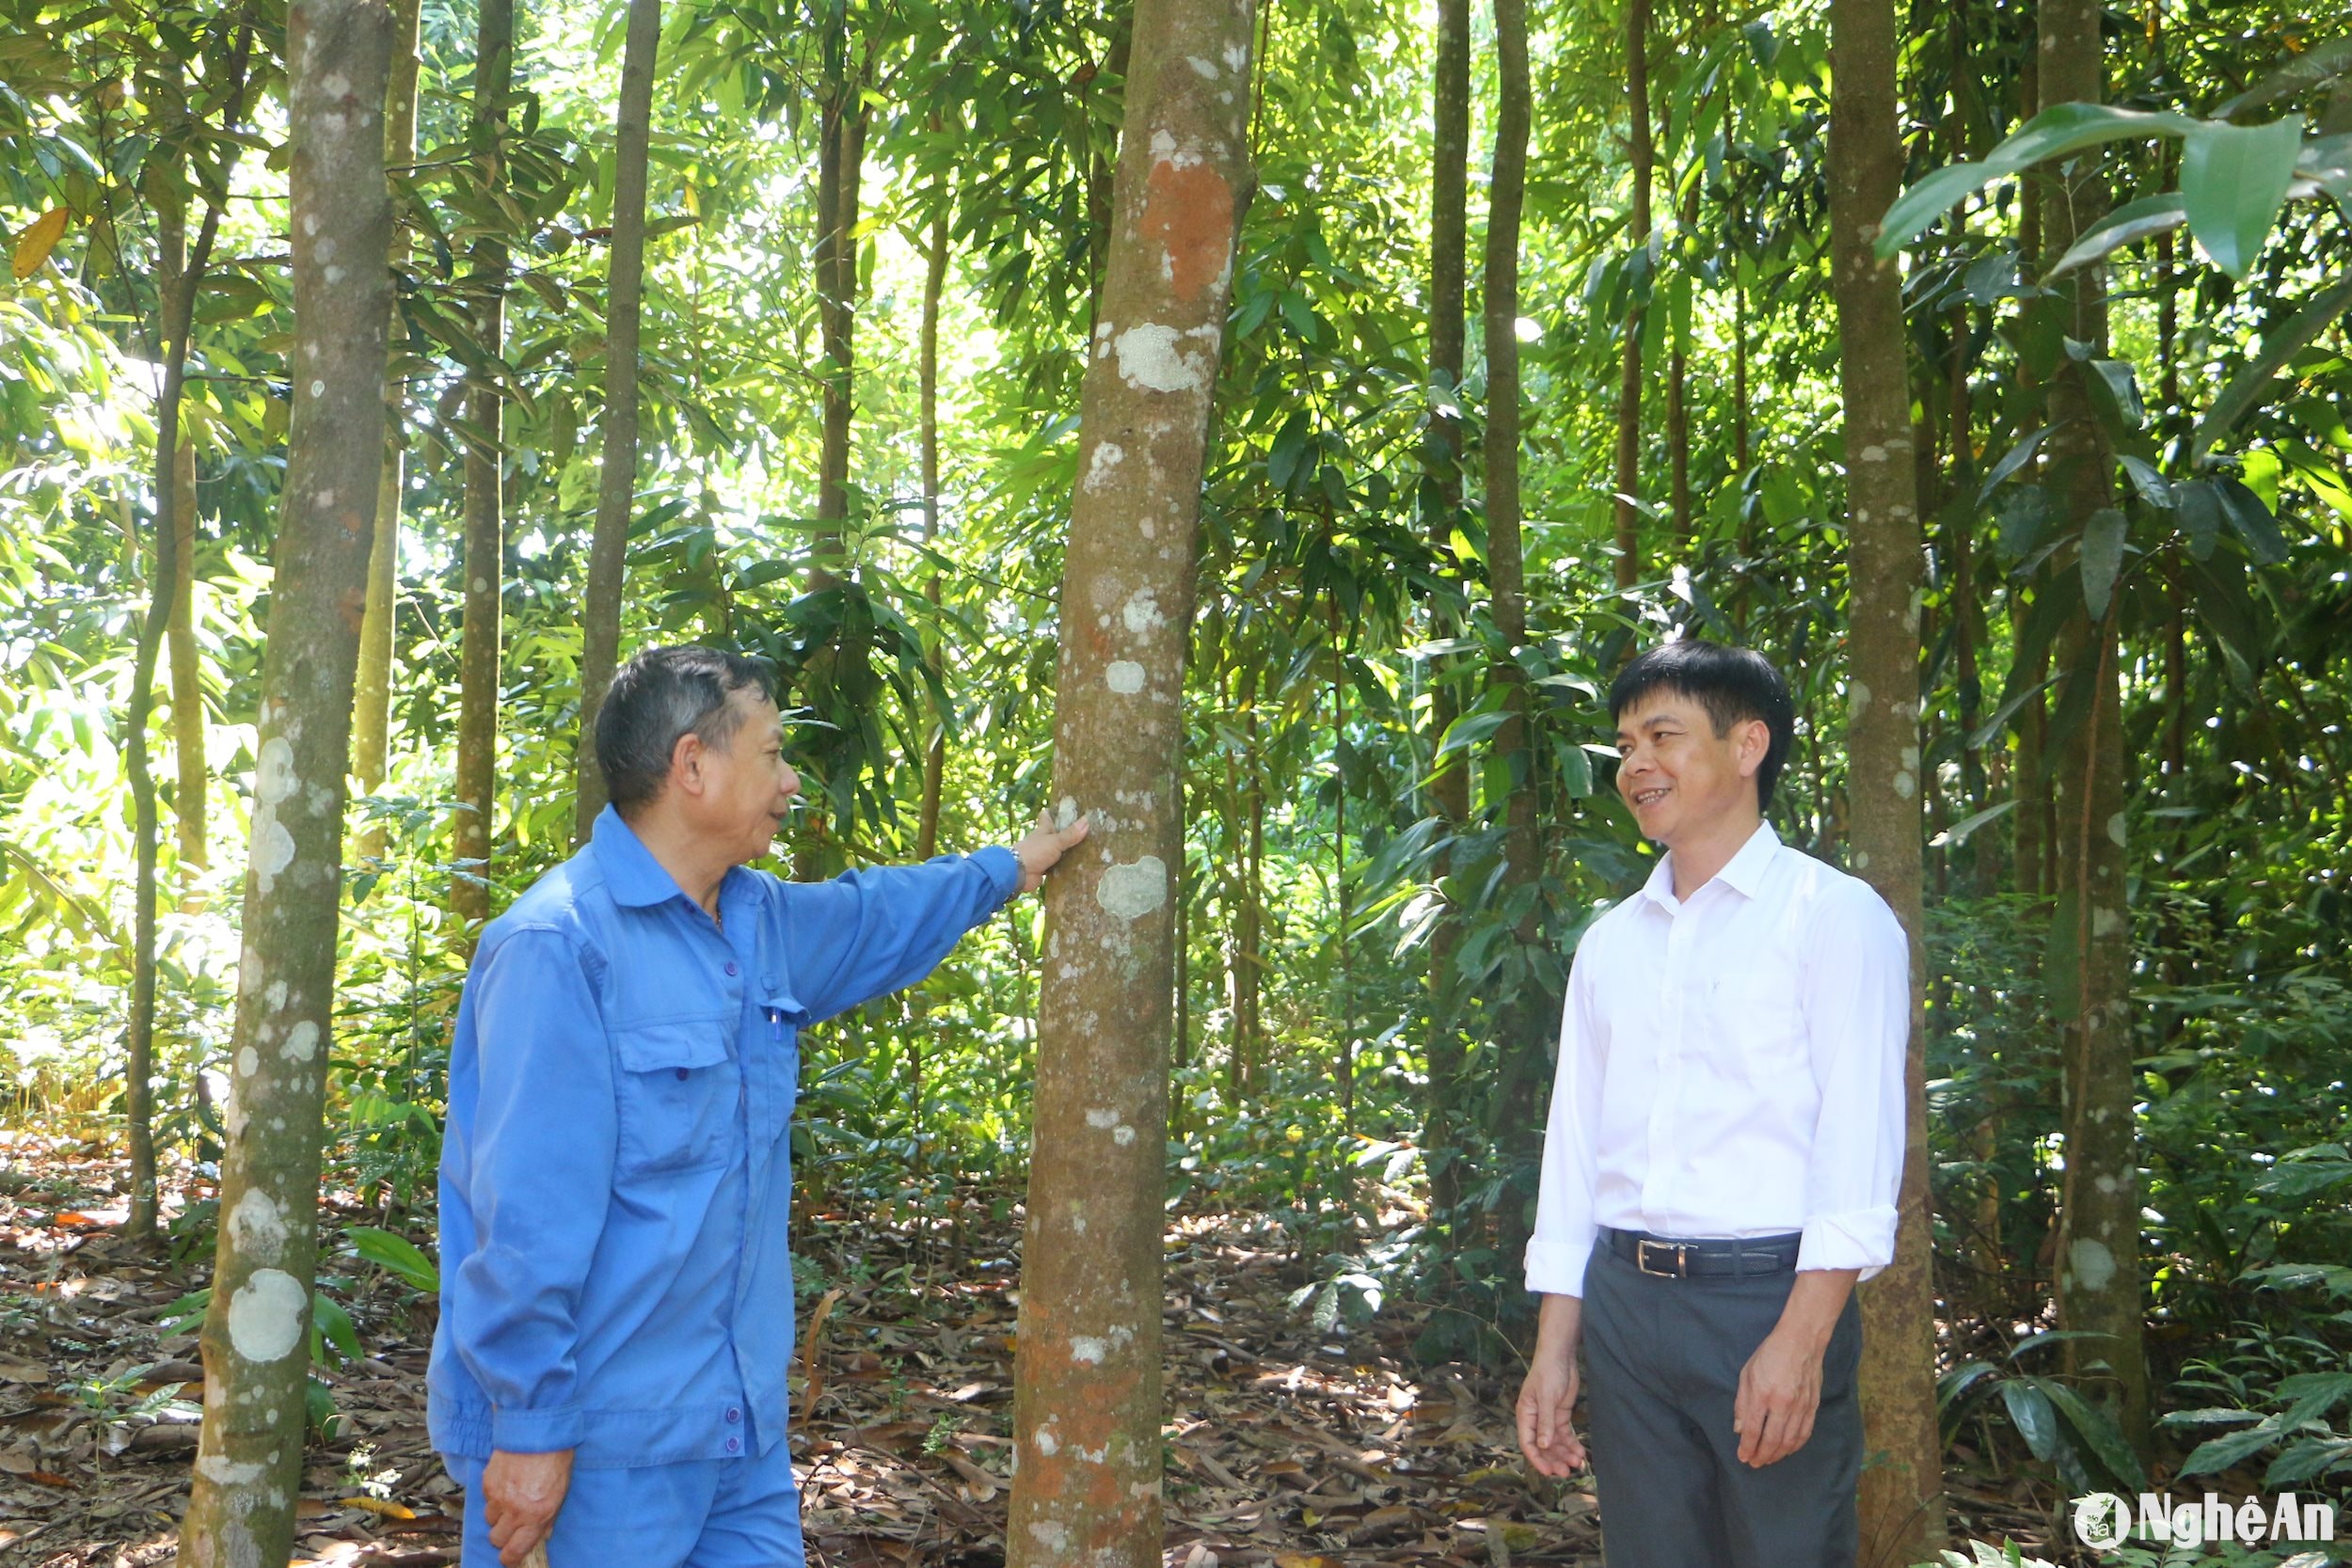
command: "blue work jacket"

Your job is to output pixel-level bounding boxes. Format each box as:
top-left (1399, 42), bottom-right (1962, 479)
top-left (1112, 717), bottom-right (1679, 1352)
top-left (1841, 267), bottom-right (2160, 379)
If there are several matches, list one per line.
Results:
top-left (427, 806), bottom-right (1019, 1467)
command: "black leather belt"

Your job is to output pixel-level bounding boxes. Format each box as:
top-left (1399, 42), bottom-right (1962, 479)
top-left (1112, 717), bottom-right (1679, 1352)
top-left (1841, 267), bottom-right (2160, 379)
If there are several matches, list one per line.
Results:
top-left (1604, 1227), bottom-right (1803, 1279)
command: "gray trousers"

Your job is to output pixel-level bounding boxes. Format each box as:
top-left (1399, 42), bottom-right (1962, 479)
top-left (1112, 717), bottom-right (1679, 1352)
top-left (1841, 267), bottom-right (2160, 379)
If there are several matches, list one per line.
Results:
top-left (1583, 1243), bottom-right (1865, 1568)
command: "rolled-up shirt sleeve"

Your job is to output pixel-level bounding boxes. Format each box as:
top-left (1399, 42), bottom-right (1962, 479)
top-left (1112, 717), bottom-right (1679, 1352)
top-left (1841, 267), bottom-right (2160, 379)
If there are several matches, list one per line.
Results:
top-left (451, 928), bottom-right (617, 1451)
top-left (1525, 947), bottom-right (1605, 1297)
top-left (787, 848), bottom-right (1021, 1022)
top-left (1793, 883), bottom-right (1911, 1277)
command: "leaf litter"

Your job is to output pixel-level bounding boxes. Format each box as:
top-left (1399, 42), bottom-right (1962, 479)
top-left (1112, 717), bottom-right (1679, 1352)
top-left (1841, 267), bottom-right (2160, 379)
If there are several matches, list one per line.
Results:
top-left (0, 1131), bottom-right (2062, 1565)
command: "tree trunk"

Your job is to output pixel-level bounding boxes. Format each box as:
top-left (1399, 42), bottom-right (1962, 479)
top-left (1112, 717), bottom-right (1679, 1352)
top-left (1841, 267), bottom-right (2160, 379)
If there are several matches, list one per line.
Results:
top-left (177, 3), bottom-right (393, 1560)
top-left (168, 436), bottom-right (207, 883)
top-left (574, 0), bottom-right (661, 842)
top-left (451, 0), bottom-right (513, 933)
top-left (126, 40), bottom-right (250, 1240)
top-left (350, 0), bottom-right (421, 860)
top-left (1330, 667), bottom-right (1353, 1131)
top-left (1422, 0), bottom-right (1472, 1230)
top-left (1612, 0), bottom-right (1653, 591)
top-left (1481, 0), bottom-right (1549, 1287)
top-left (2038, 0), bottom-right (2152, 1452)
top-left (916, 194), bottom-right (949, 862)
top-left (1828, 0), bottom-right (1946, 1554)
top-left (1006, 4), bottom-right (1253, 1560)
top-left (811, 64), bottom-right (871, 591)
top-left (1666, 184), bottom-right (1695, 546)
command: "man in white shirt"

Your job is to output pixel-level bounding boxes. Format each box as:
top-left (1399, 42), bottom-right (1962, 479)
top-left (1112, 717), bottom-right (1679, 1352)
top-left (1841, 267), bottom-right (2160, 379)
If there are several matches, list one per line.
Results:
top-left (1513, 640), bottom-right (1909, 1567)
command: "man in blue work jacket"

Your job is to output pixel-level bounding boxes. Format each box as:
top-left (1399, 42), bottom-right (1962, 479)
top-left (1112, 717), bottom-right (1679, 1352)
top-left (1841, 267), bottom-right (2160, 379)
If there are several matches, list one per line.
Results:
top-left (427, 644), bottom-right (1088, 1567)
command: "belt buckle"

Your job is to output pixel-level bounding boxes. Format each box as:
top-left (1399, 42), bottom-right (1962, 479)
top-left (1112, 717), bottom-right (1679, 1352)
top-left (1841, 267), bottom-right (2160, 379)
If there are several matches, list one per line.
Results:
top-left (1635, 1238), bottom-right (1688, 1278)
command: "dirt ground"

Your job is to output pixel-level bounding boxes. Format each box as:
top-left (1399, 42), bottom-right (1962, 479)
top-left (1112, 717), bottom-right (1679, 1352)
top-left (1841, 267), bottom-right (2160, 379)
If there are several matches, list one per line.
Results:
top-left (0, 1130), bottom-right (2064, 1567)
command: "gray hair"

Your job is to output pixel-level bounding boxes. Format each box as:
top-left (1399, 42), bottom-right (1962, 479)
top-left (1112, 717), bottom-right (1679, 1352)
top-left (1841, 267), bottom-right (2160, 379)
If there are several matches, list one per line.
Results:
top-left (594, 645), bottom-right (777, 814)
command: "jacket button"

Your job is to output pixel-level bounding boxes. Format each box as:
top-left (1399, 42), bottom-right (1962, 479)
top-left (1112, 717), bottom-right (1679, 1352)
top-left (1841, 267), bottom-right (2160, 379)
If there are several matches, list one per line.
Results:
top-left (675, 1068), bottom-right (689, 1081)
top-left (726, 1407), bottom-right (740, 1423)
top-left (724, 961), bottom-right (739, 976)
top-left (725, 1436), bottom-right (740, 1454)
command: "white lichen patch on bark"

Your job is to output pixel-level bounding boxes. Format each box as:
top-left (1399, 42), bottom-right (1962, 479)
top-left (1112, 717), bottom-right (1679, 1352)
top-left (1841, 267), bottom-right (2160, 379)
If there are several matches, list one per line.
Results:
top-left (1085, 441), bottom-right (1125, 491)
top-left (195, 1453), bottom-right (267, 1488)
top-left (1121, 590), bottom-right (1167, 634)
top-left (1028, 1521), bottom-right (1071, 1551)
top-left (1111, 324), bottom-right (1214, 394)
top-left (1185, 55), bottom-right (1219, 78)
top-left (2067, 1237), bottom-right (2117, 1291)
top-left (1086, 1108), bottom-right (1120, 1129)
top-left (1070, 1336), bottom-right (1107, 1365)
top-left (1095, 855), bottom-right (1168, 921)
top-left (1106, 660), bottom-right (1146, 694)
top-left (226, 1268), bottom-right (308, 1364)
top-left (237, 1047), bottom-right (260, 1078)
top-left (228, 1190), bottom-right (289, 1264)
top-left (1112, 1124), bottom-right (1136, 1146)
top-left (283, 1020), bottom-right (319, 1062)
top-left (2106, 811), bottom-right (2127, 847)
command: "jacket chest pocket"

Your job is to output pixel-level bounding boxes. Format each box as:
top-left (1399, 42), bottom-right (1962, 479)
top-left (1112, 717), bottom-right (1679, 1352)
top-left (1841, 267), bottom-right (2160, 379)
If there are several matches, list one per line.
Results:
top-left (612, 1022), bottom-right (738, 1175)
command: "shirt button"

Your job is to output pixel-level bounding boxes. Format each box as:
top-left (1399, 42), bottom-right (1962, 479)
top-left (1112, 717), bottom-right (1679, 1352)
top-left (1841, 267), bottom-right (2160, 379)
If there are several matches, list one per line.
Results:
top-left (726, 1407), bottom-right (741, 1423)
top-left (675, 1068), bottom-right (689, 1082)
top-left (725, 1436), bottom-right (740, 1453)
top-left (724, 961), bottom-right (739, 976)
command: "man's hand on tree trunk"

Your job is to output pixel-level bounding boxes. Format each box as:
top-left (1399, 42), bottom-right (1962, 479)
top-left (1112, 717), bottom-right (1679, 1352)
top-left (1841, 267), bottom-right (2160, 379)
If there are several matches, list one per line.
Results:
top-left (484, 1447), bottom-right (572, 1567)
top-left (1010, 809), bottom-right (1090, 895)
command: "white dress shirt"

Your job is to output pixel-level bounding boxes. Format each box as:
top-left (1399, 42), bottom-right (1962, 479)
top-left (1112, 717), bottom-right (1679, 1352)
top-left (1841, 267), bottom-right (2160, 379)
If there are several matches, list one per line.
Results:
top-left (1523, 821), bottom-right (1910, 1297)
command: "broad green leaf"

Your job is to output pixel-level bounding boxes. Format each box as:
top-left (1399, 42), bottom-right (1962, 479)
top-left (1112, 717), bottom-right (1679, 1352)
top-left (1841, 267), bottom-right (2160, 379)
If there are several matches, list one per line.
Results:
top-left (1878, 162), bottom-right (1994, 255)
top-left (2037, 1377), bottom-right (2147, 1490)
top-left (2181, 117), bottom-right (2306, 277)
top-left (2079, 508), bottom-right (2128, 619)
top-left (1930, 800), bottom-right (2016, 848)
top-left (347, 1227), bottom-right (441, 1292)
top-left (2180, 1417), bottom-right (2287, 1477)
top-left (1879, 104), bottom-right (2200, 256)
top-left (2087, 360), bottom-right (2145, 432)
top-left (2217, 476), bottom-right (2289, 563)
top-left (2000, 1379), bottom-right (2060, 1460)
top-left (2118, 455), bottom-right (2170, 508)
top-left (1978, 426), bottom-right (2052, 502)
top-left (2191, 271), bottom-right (2352, 465)
top-left (2173, 479), bottom-right (2223, 559)
top-left (2046, 192), bottom-right (2187, 278)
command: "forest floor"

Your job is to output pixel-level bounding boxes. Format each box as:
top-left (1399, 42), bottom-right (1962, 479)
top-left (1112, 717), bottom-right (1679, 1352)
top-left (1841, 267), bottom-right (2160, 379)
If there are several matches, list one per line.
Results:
top-left (0, 1127), bottom-right (2073, 1568)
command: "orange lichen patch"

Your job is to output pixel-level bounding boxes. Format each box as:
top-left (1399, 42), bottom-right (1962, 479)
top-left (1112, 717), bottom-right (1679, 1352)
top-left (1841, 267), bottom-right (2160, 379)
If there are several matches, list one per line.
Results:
top-left (1140, 158), bottom-right (1233, 307)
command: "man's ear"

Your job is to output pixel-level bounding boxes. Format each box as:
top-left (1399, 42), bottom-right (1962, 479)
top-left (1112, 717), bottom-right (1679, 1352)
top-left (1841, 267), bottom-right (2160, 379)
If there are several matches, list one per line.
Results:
top-left (669, 731), bottom-right (707, 797)
top-left (1736, 718), bottom-right (1769, 778)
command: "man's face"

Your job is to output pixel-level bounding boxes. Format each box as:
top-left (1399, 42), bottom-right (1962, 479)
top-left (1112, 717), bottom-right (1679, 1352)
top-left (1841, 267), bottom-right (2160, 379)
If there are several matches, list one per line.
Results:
top-left (1613, 689), bottom-right (1764, 847)
top-left (692, 691), bottom-right (801, 863)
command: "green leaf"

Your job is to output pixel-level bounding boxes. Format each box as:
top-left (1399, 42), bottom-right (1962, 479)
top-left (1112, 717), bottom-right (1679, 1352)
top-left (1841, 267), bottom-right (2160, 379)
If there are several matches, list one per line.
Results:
top-left (1978, 427), bottom-right (2052, 503)
top-left (2087, 360), bottom-right (2144, 432)
top-left (1879, 103), bottom-right (2201, 257)
top-left (310, 1291), bottom-right (361, 1365)
top-left (2046, 192), bottom-right (2188, 278)
top-left (2180, 1417), bottom-right (2287, 1477)
top-left (2079, 510), bottom-right (2136, 620)
top-left (2117, 455), bottom-right (2170, 508)
top-left (1878, 163), bottom-right (1995, 255)
top-left (2181, 117), bottom-right (2306, 277)
top-left (2217, 477), bottom-right (2289, 563)
top-left (347, 1227), bottom-right (441, 1292)
top-left (2037, 1377), bottom-right (2147, 1490)
top-left (2000, 1380), bottom-right (2061, 1460)
top-left (2191, 271), bottom-right (2352, 465)
top-left (1930, 800), bottom-right (2016, 848)
top-left (2174, 480), bottom-right (2223, 559)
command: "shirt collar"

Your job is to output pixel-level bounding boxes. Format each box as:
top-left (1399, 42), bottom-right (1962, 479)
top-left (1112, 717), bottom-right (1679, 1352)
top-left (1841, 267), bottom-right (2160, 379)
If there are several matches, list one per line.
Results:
top-left (590, 805), bottom-right (691, 909)
top-left (1643, 818), bottom-right (1781, 909)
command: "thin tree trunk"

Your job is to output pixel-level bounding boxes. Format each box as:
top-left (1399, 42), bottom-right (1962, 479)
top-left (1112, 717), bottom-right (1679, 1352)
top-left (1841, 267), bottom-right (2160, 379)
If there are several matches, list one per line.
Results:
top-left (452, 0), bottom-right (514, 933)
top-left (351, 0), bottom-right (421, 859)
top-left (1330, 666), bottom-right (1352, 1131)
top-left (178, 3), bottom-right (393, 1560)
top-left (168, 437), bottom-right (207, 882)
top-left (126, 34), bottom-right (251, 1242)
top-left (1828, 0), bottom-right (1945, 1553)
top-left (811, 66), bottom-right (870, 591)
top-left (574, 0), bottom-right (661, 842)
top-left (1482, 0), bottom-right (1548, 1283)
top-left (1423, 0), bottom-right (1472, 1230)
top-left (1612, 0), bottom-right (1653, 590)
top-left (1667, 184), bottom-right (1695, 545)
top-left (1006, 4), bottom-right (1254, 1560)
top-left (916, 194), bottom-right (949, 861)
top-left (2039, 0), bottom-right (2152, 1451)
top-left (1732, 276), bottom-right (1750, 480)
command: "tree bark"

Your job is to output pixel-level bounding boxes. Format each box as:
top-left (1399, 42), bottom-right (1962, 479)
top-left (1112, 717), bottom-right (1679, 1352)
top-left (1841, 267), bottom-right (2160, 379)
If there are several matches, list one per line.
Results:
top-left (1482, 0), bottom-right (1549, 1285)
top-left (350, 0), bottom-right (421, 860)
top-left (916, 194), bottom-right (949, 862)
top-left (177, 2), bottom-right (393, 1561)
top-left (451, 0), bottom-right (513, 933)
top-left (168, 436), bottom-right (207, 883)
top-left (1612, 0), bottom-right (1653, 590)
top-left (1422, 0), bottom-right (1472, 1230)
top-left (1667, 185), bottom-right (1695, 545)
top-left (574, 0), bottom-right (662, 842)
top-left (1006, 3), bottom-right (1253, 1560)
top-left (2038, 0), bottom-right (2152, 1452)
top-left (1828, 0), bottom-right (1945, 1555)
top-left (811, 59), bottom-right (871, 591)
top-left (126, 34), bottom-right (252, 1242)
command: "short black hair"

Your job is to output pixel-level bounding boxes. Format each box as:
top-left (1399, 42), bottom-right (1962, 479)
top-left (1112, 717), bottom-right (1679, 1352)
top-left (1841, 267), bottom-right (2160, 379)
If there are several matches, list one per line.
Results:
top-left (594, 645), bottom-right (777, 815)
top-left (1609, 639), bottom-right (1796, 812)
